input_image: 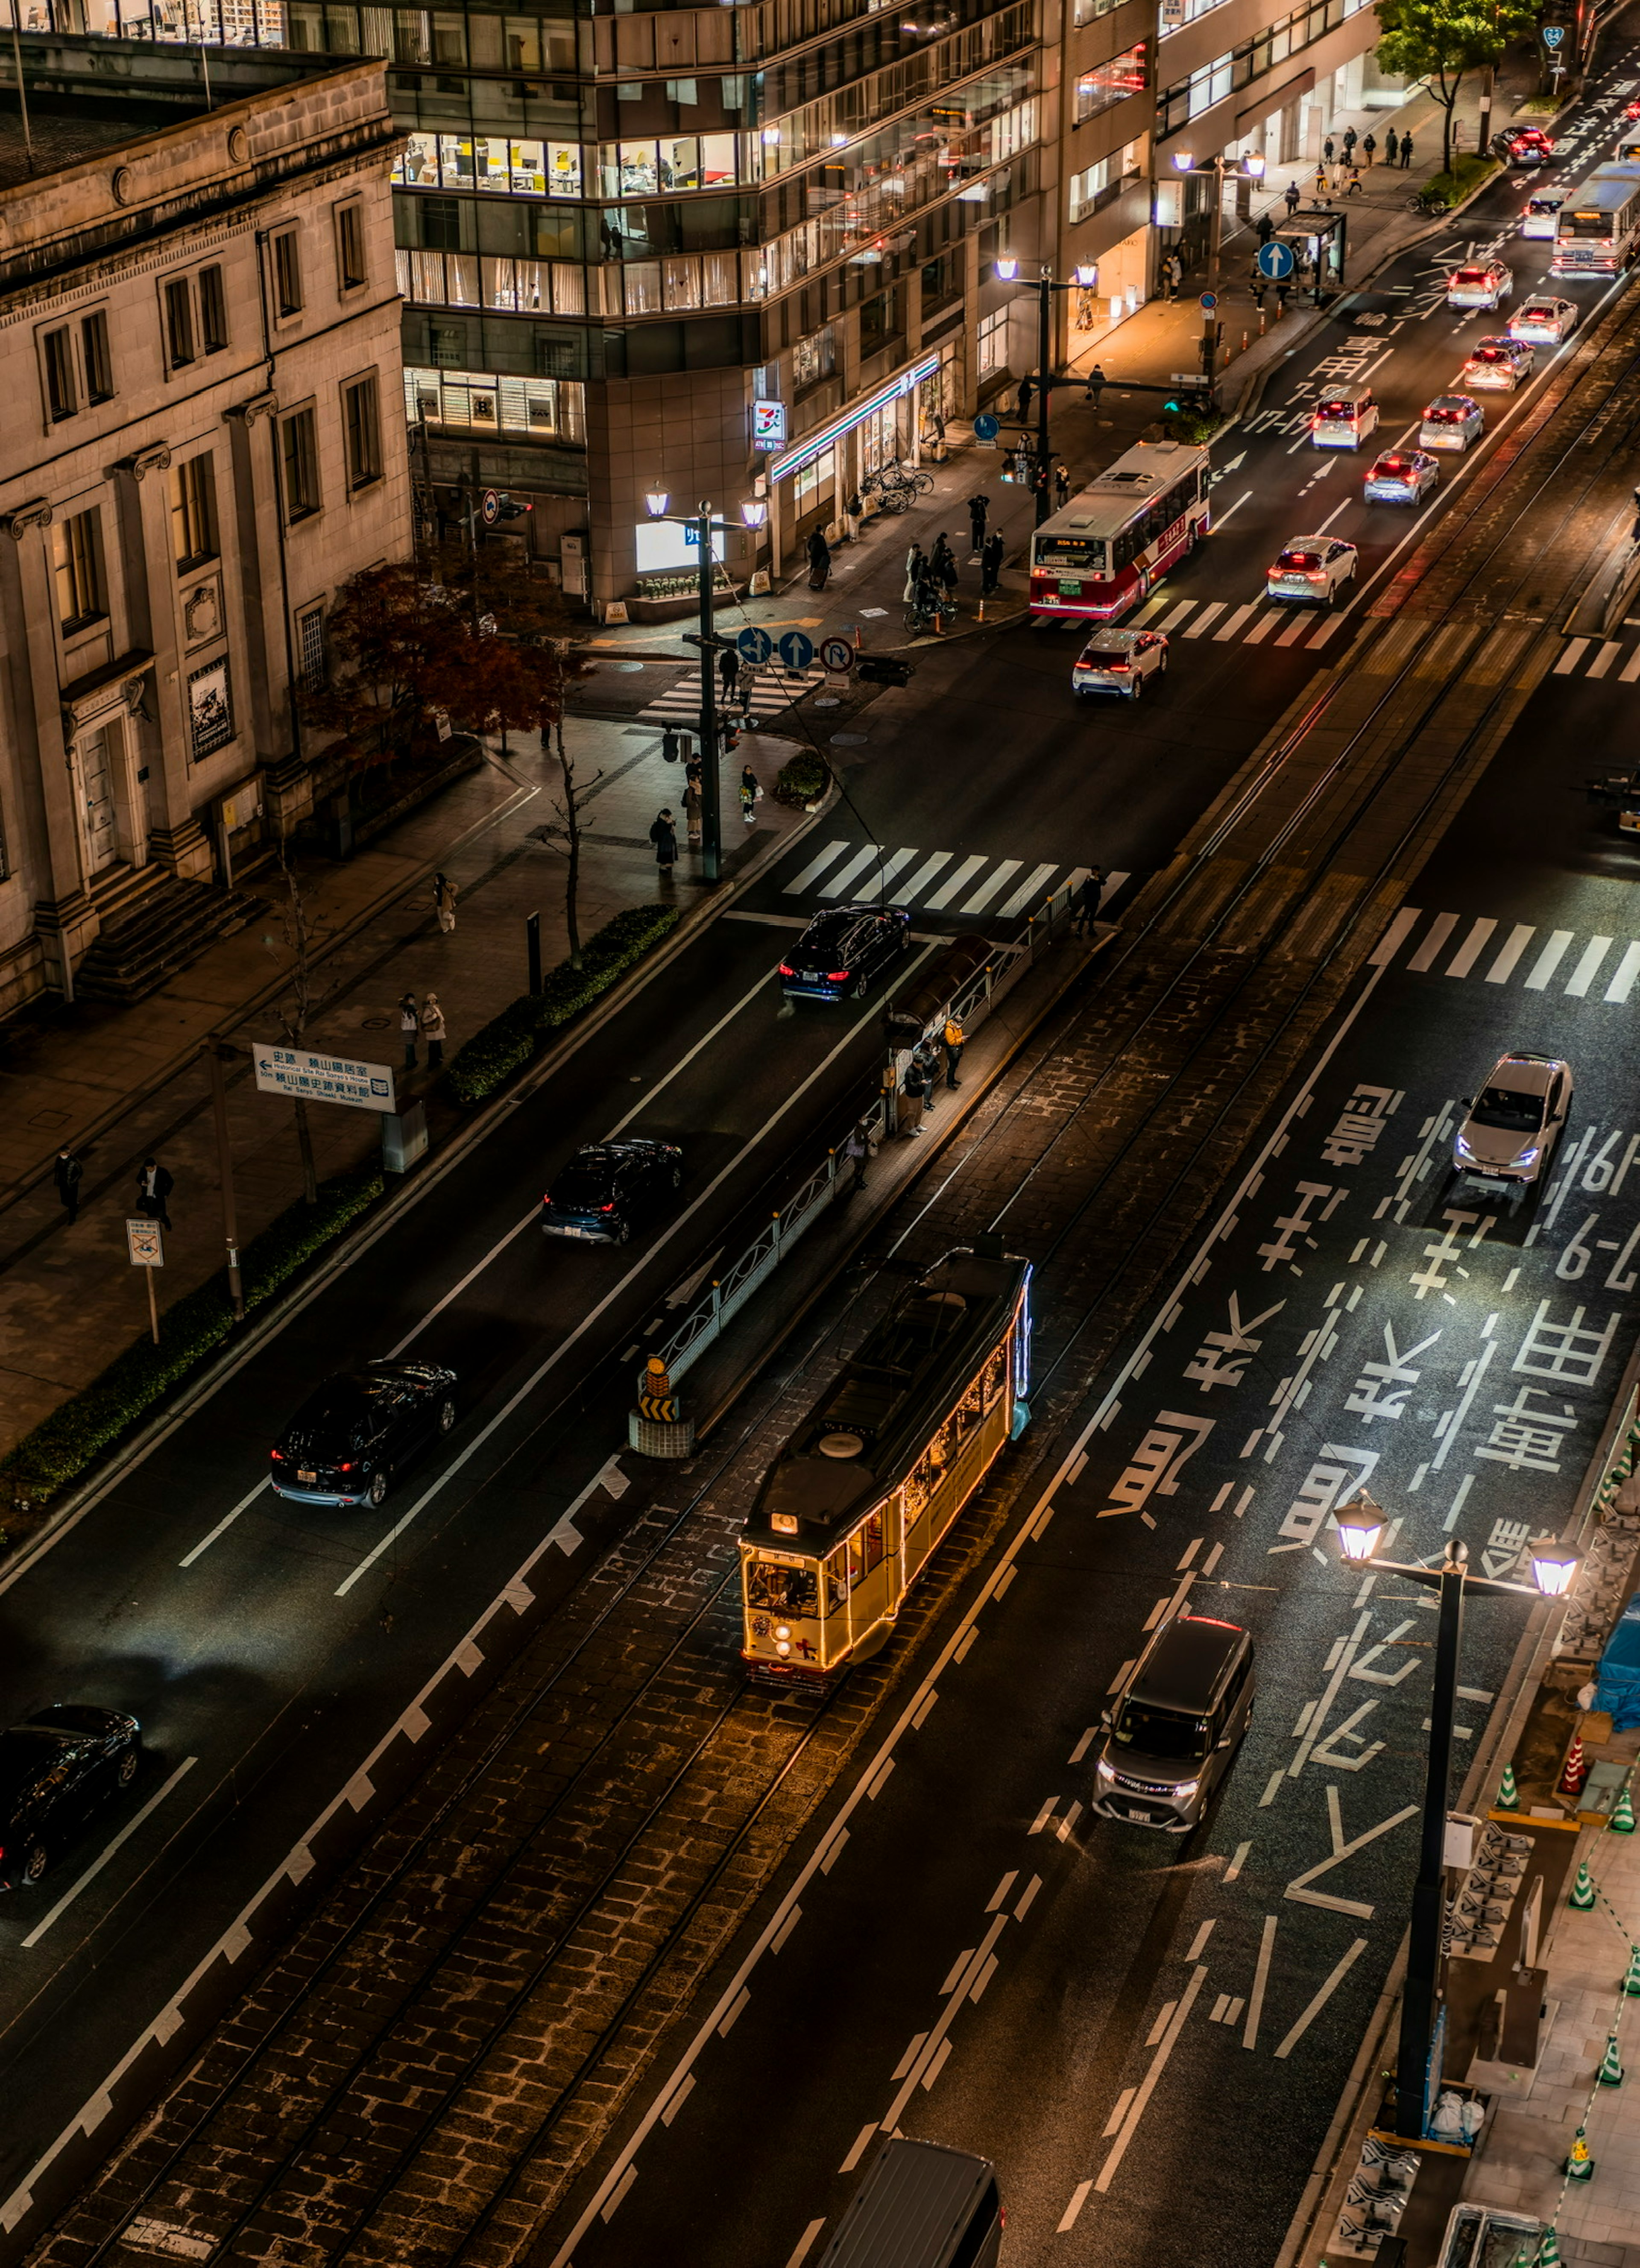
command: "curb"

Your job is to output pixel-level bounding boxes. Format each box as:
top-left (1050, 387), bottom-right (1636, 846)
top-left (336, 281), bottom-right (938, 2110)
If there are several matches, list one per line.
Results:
top-left (0, 783), bottom-right (840, 1594)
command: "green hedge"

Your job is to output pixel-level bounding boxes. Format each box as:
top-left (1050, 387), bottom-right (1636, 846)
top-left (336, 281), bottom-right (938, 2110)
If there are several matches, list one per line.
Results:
top-left (774, 750), bottom-right (830, 806)
top-left (1421, 154), bottom-right (1499, 210)
top-left (2, 1160), bottom-right (384, 1514)
top-left (445, 901), bottom-right (680, 1106)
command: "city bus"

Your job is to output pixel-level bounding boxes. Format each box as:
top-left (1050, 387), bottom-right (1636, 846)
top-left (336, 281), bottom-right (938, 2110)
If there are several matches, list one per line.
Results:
top-left (739, 1245), bottom-right (1031, 1691)
top-left (1027, 436), bottom-right (1212, 623)
top-left (1551, 164), bottom-right (1640, 275)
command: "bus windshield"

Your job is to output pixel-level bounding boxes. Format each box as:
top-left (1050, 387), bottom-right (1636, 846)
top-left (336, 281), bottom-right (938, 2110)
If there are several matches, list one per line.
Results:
top-left (746, 1558), bottom-right (818, 1615)
top-left (1036, 535), bottom-right (1106, 569)
top-left (1564, 208), bottom-right (1617, 237)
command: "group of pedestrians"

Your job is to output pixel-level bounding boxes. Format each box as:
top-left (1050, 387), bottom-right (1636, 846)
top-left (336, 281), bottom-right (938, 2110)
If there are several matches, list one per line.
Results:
top-left (896, 1016), bottom-right (966, 1139)
top-left (650, 761), bottom-right (765, 877)
top-left (53, 1149), bottom-right (174, 1230)
top-left (905, 528), bottom-right (1006, 611)
top-left (399, 990), bottom-right (448, 1072)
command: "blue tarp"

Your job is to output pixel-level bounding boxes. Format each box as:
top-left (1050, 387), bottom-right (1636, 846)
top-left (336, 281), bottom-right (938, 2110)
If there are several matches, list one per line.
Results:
top-left (1596, 1588), bottom-right (1640, 1730)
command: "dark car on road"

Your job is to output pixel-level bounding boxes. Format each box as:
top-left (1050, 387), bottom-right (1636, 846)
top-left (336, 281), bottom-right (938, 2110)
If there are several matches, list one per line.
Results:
top-left (541, 1138), bottom-right (683, 1246)
top-left (0, 1704), bottom-right (141, 1889)
top-left (1494, 124), bottom-right (1552, 166)
top-left (269, 1360), bottom-right (458, 1508)
top-left (779, 904), bottom-right (911, 1003)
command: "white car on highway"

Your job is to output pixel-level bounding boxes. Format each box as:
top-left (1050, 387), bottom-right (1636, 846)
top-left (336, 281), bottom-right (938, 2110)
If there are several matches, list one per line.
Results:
top-left (1509, 295), bottom-right (1578, 344)
top-left (1452, 1051), bottom-right (1573, 1204)
top-left (1520, 192), bottom-right (1564, 240)
top-left (1419, 394), bottom-right (1485, 451)
top-left (1364, 450), bottom-right (1440, 504)
top-left (1447, 259), bottom-right (1513, 311)
top-left (1461, 337), bottom-right (1533, 391)
top-left (1072, 627), bottom-right (1168, 700)
top-left (1265, 537), bottom-right (1359, 606)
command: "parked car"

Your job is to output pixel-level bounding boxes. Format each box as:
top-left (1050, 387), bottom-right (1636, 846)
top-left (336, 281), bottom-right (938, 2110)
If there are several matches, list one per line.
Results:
top-left (779, 904), bottom-right (912, 1003)
top-left (1447, 258), bottom-right (1513, 311)
top-left (1364, 450), bottom-right (1440, 504)
top-left (1419, 394), bottom-right (1485, 451)
top-left (1494, 124), bottom-right (1553, 166)
top-left (270, 1361), bottom-right (459, 1508)
top-left (541, 1138), bottom-right (683, 1246)
top-left (1072, 627), bottom-right (1169, 698)
top-left (0, 1705), bottom-right (141, 1889)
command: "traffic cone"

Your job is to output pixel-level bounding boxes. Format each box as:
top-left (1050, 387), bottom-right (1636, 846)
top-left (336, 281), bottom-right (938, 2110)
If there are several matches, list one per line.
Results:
top-left (1564, 2125), bottom-right (1595, 2181)
top-left (1536, 2228), bottom-right (1561, 2268)
top-left (1561, 1731), bottom-right (1588, 1796)
top-left (1598, 2031), bottom-right (1626, 2085)
top-left (1570, 1861), bottom-right (1598, 1910)
top-left (1497, 1761), bottom-right (1519, 1810)
top-left (1610, 1779), bottom-right (1636, 1834)
top-left (1622, 1944), bottom-right (1640, 1997)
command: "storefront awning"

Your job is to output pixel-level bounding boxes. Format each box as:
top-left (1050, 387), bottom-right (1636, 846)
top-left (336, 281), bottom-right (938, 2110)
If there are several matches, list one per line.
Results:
top-left (768, 350), bottom-right (942, 483)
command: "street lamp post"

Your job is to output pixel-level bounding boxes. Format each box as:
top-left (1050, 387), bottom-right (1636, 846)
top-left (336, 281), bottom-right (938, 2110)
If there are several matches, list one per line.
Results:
top-left (1333, 1496), bottom-right (1577, 2141)
top-left (992, 257), bottom-right (1099, 524)
top-left (1171, 150), bottom-right (1265, 382)
top-left (643, 490), bottom-right (768, 883)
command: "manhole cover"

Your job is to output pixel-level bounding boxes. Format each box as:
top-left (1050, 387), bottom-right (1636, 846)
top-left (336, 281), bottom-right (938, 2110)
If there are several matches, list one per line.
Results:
top-left (604, 660), bottom-right (646, 673)
top-left (830, 732), bottom-right (867, 746)
top-left (361, 1016), bottom-right (390, 1030)
top-left (813, 695), bottom-right (842, 709)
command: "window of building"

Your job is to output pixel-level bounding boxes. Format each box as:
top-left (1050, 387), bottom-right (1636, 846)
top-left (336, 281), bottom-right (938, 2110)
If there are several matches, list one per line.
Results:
top-left (280, 407), bottom-right (321, 519)
top-left (43, 328), bottom-right (76, 420)
top-left (792, 445), bottom-right (835, 511)
top-left (791, 325), bottom-right (835, 391)
top-left (1077, 45), bottom-right (1149, 122)
top-left (273, 231), bottom-right (304, 317)
top-left (53, 508), bottom-right (105, 632)
top-left (1069, 142), bottom-right (1142, 223)
top-left (82, 311), bottom-right (114, 402)
top-left (337, 202), bottom-right (368, 290)
top-left (198, 266), bottom-right (228, 352)
top-left (343, 375), bottom-right (382, 488)
top-left (401, 365), bottom-right (586, 444)
top-left (977, 305), bottom-right (1008, 378)
top-left (920, 251), bottom-right (963, 314)
top-left (188, 656), bottom-right (234, 760)
top-left (859, 284), bottom-right (900, 357)
top-left (164, 277), bottom-right (196, 367)
top-left (171, 454), bottom-right (218, 570)
top-left (297, 605), bottom-right (326, 690)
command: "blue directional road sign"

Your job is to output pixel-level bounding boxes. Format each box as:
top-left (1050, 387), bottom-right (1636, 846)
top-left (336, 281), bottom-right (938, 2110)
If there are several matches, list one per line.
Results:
top-left (973, 412), bottom-right (1001, 440)
top-left (737, 626), bottom-right (773, 664)
top-left (1256, 240), bottom-right (1297, 281)
top-left (777, 629), bottom-right (815, 672)
top-left (1543, 22), bottom-right (1565, 43)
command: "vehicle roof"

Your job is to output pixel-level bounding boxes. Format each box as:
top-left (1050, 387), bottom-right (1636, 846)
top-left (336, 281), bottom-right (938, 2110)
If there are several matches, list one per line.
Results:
top-left (816, 2138), bottom-right (996, 2268)
top-left (1129, 1614), bottom-right (1247, 1712)
top-left (1315, 380), bottom-right (1373, 402)
top-left (1481, 1053), bottom-right (1562, 1093)
top-left (1425, 396), bottom-right (1478, 411)
top-left (1564, 167), bottom-right (1640, 210)
top-left (1081, 628), bottom-right (1141, 649)
top-left (1035, 439), bottom-right (1205, 540)
top-left (744, 1249), bottom-right (1029, 1550)
top-left (566, 1139), bottom-right (673, 1165)
top-left (1277, 536), bottom-right (1332, 550)
top-left (0, 1725), bottom-right (82, 1805)
top-left (1517, 294), bottom-right (1567, 307)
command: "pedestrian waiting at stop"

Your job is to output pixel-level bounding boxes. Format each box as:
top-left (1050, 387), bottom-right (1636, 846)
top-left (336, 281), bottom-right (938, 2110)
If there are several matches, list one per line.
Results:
top-left (718, 644), bottom-right (740, 699)
top-left (1072, 868), bottom-right (1106, 936)
top-left (1384, 127), bottom-right (1399, 167)
top-left (900, 1051), bottom-right (931, 1137)
top-left (840, 1119), bottom-right (872, 1193)
top-left (904, 540), bottom-right (926, 603)
top-left (1400, 131), bottom-right (1414, 169)
top-left (807, 527), bottom-right (831, 590)
top-left (650, 807), bottom-right (679, 886)
top-left (981, 532), bottom-right (1005, 596)
top-left (1054, 461), bottom-right (1071, 509)
top-left (1256, 209), bottom-right (1275, 245)
top-left (1323, 135), bottom-right (1335, 164)
top-left (399, 992), bottom-right (420, 1070)
top-left (1362, 132), bottom-right (1377, 166)
top-left (1284, 179), bottom-right (1301, 216)
top-left (942, 1014), bottom-right (965, 1089)
top-left (420, 993), bottom-right (447, 1072)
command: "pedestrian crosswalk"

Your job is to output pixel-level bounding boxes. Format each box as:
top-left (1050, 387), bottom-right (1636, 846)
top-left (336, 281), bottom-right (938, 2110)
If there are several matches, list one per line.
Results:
top-left (1372, 903), bottom-right (1640, 1005)
top-left (1130, 592), bottom-right (1353, 651)
top-left (778, 841), bottom-right (1130, 921)
top-left (1551, 633), bottom-right (1640, 685)
top-left (637, 664), bottom-right (828, 727)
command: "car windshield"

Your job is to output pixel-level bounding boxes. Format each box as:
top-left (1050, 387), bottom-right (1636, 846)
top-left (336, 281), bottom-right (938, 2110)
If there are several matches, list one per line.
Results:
top-left (1425, 404), bottom-right (1463, 419)
top-left (797, 912), bottom-right (855, 956)
top-left (1471, 1085), bottom-right (1545, 1131)
top-left (0, 1728), bottom-right (77, 1805)
top-left (1528, 199), bottom-right (1560, 215)
top-left (1375, 459), bottom-right (1408, 474)
top-left (551, 1164), bottom-right (611, 1205)
top-left (297, 1378), bottom-right (381, 1430)
top-left (1470, 347), bottom-right (1506, 362)
top-left (1565, 209), bottom-right (1613, 237)
top-left (1113, 1702), bottom-right (1210, 1761)
top-left (1277, 549), bottom-right (1323, 568)
top-left (1316, 401), bottom-right (1357, 418)
top-left (1520, 304), bottom-right (1553, 319)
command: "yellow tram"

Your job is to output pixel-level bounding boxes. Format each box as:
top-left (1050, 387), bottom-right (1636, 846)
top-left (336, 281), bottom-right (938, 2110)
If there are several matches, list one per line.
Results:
top-left (739, 1246), bottom-right (1032, 1690)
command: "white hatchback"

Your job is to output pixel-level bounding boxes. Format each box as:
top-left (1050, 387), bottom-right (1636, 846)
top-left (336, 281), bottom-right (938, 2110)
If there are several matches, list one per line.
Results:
top-left (1072, 628), bottom-right (1168, 700)
top-left (1447, 258), bottom-right (1513, 311)
top-left (1265, 537), bottom-right (1359, 605)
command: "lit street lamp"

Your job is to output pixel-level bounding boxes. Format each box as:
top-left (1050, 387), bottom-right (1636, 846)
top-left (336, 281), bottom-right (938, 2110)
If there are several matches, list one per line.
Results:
top-left (1332, 1494), bottom-right (1577, 2141)
top-left (990, 259), bottom-right (1101, 524)
top-left (642, 492), bottom-right (768, 881)
top-left (1169, 150), bottom-right (1266, 382)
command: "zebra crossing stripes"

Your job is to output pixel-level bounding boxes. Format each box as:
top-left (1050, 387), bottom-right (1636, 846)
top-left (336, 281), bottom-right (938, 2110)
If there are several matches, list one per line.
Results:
top-left (1128, 597), bottom-right (1345, 651)
top-left (779, 840), bottom-right (1125, 919)
top-left (1551, 633), bottom-right (1640, 684)
top-left (636, 664), bottom-right (826, 726)
top-left (1377, 905), bottom-right (1640, 1004)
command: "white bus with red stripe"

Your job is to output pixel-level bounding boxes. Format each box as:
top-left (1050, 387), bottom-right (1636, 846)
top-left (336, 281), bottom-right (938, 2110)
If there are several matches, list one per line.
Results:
top-left (1027, 437), bottom-right (1212, 624)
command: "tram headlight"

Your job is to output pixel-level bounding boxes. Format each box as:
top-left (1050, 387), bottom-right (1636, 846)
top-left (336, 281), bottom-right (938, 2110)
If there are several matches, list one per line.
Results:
top-left (775, 1624), bottom-right (791, 1639)
top-left (776, 1640), bottom-right (792, 1656)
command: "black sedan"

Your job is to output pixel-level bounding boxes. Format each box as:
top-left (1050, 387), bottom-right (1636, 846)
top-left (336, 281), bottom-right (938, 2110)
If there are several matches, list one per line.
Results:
top-left (0, 1704), bottom-right (141, 1890)
top-left (779, 904), bottom-right (911, 1003)
top-left (269, 1360), bottom-right (458, 1508)
top-left (541, 1138), bottom-right (683, 1246)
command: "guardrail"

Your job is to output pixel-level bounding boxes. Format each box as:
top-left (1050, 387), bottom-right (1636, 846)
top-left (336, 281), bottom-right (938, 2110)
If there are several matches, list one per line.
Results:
top-left (656, 876), bottom-right (1085, 1382)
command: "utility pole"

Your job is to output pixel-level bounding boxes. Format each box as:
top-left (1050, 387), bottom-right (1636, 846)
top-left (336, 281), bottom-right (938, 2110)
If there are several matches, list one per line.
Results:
top-left (1035, 268), bottom-right (1053, 526)
top-left (696, 503), bottom-right (722, 883)
top-left (205, 1038), bottom-right (244, 1321)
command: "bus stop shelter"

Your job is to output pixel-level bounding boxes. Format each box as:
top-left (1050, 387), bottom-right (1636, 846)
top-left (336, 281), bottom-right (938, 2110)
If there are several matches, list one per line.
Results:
top-left (1273, 209), bottom-right (1348, 304)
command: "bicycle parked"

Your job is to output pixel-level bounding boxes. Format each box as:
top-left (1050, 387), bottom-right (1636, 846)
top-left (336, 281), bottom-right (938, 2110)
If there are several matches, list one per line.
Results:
top-left (904, 588), bottom-right (955, 635)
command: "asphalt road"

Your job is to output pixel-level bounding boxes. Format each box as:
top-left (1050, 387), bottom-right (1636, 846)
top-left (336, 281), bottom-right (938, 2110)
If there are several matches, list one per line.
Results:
top-left (7, 46), bottom-right (1640, 2254)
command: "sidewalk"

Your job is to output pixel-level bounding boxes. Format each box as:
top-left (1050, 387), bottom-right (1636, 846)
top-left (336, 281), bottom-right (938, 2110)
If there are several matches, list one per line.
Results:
top-left (0, 721), bottom-right (811, 1462)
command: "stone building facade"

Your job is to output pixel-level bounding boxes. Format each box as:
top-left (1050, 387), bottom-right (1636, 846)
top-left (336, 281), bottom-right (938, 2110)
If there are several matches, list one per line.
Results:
top-left (0, 41), bottom-right (408, 1015)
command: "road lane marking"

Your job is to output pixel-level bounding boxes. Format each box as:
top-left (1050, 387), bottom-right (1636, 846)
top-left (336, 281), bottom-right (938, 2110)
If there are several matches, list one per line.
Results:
top-left (1605, 942), bottom-right (1640, 1002)
top-left (1183, 603), bottom-right (1226, 636)
top-left (1214, 604), bottom-right (1257, 641)
top-left (820, 844), bottom-right (888, 898)
top-left (1274, 612), bottom-right (1312, 647)
top-left (1274, 1936), bottom-right (1370, 2059)
top-left (334, 952), bottom-right (940, 1595)
top-left (1587, 639), bottom-right (1624, 679)
top-left (1620, 644), bottom-right (1640, 683)
top-left (840, 2126), bottom-right (876, 2174)
top-left (1244, 1915), bottom-right (1277, 2050)
top-left (961, 860), bottom-right (1022, 915)
top-left (1058, 2179), bottom-right (1095, 2231)
top-left (997, 862), bottom-right (1060, 919)
top-left (893, 850), bottom-right (955, 901)
top-left (1523, 929), bottom-right (1574, 989)
top-left (1213, 488), bottom-right (1254, 527)
top-left (1444, 916), bottom-right (1495, 976)
top-left (1156, 601), bottom-right (1195, 632)
top-left (179, 1478), bottom-right (271, 1567)
top-left (1369, 906), bottom-right (1421, 967)
top-left (1554, 638), bottom-right (1590, 675)
top-left (1187, 1919), bottom-right (1216, 1959)
top-left (1225, 1840), bottom-right (1252, 1883)
top-left (1485, 922), bottom-right (1535, 981)
top-left (1565, 935), bottom-right (1613, 996)
top-left (1285, 1803), bottom-right (1418, 1917)
top-left (20, 1758), bottom-right (199, 1948)
top-left (922, 855), bottom-right (987, 909)
top-left (782, 839), bottom-right (850, 894)
top-left (1407, 911), bottom-right (1458, 971)
top-left (1097, 1966), bottom-right (1208, 2192)
top-left (1244, 610), bottom-right (1280, 643)
top-left (785, 2219), bottom-right (827, 2268)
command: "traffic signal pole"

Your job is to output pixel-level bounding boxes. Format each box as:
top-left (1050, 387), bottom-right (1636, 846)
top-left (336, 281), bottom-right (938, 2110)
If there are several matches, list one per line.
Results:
top-left (1036, 270), bottom-right (1053, 526)
top-left (697, 503), bottom-right (722, 883)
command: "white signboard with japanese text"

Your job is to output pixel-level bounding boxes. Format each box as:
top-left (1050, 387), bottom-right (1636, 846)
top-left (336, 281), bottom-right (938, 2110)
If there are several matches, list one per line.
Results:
top-left (126, 1219), bottom-right (164, 1267)
top-left (252, 1045), bottom-right (397, 1114)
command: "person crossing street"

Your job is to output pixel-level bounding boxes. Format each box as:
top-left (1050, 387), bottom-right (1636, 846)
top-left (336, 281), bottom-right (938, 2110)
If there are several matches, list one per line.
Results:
top-left (981, 532), bottom-right (1004, 598)
top-left (968, 491), bottom-right (990, 557)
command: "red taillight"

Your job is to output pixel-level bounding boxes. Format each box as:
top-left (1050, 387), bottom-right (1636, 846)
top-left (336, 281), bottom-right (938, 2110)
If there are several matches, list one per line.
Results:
top-left (778, 962), bottom-right (795, 978)
top-left (1104, 660), bottom-right (1130, 671)
top-left (270, 1448), bottom-right (285, 1461)
top-left (337, 1461), bottom-right (354, 1473)
top-left (601, 1203), bottom-right (617, 1212)
top-left (827, 970), bottom-right (851, 982)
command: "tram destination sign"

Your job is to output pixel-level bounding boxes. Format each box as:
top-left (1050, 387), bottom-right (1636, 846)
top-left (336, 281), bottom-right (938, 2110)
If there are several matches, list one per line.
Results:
top-left (252, 1044), bottom-right (397, 1113)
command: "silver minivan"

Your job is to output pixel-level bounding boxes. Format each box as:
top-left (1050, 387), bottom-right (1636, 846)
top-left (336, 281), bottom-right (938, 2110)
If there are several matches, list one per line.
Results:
top-left (1310, 382), bottom-right (1379, 449)
top-left (1092, 1613), bottom-right (1255, 1831)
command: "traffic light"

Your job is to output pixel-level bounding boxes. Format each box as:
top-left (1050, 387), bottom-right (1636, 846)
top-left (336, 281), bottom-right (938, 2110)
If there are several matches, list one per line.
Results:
top-left (494, 494), bottom-right (532, 521)
top-left (857, 654), bottom-right (914, 687)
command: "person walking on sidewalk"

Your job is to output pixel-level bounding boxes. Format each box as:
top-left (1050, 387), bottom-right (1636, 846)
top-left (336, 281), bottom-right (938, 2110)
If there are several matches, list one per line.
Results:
top-left (1084, 362), bottom-right (1107, 409)
top-left (399, 992), bottom-right (419, 1070)
top-left (904, 540), bottom-right (926, 602)
top-left (1323, 135), bottom-right (1335, 165)
top-left (1072, 868), bottom-right (1106, 936)
top-left (420, 992), bottom-right (447, 1072)
top-left (899, 1050), bottom-right (930, 1137)
top-left (1384, 127), bottom-right (1399, 167)
top-left (981, 531), bottom-right (1004, 597)
top-left (53, 1148), bottom-right (82, 1225)
top-left (650, 807), bottom-right (679, 884)
top-left (1362, 131), bottom-right (1376, 166)
top-left (740, 762), bottom-right (762, 825)
top-left (806, 527), bottom-right (831, 590)
top-left (1399, 130), bottom-right (1414, 169)
top-left (1284, 178), bottom-right (1301, 216)
top-left (942, 1014), bottom-right (965, 1090)
top-left (718, 644), bottom-right (740, 702)
top-left (1256, 209), bottom-right (1275, 245)
top-left (933, 534), bottom-right (958, 595)
top-left (968, 491), bottom-right (990, 556)
top-left (432, 871), bottom-right (458, 933)
top-left (1054, 461), bottom-right (1071, 509)
top-left (1016, 374), bottom-right (1034, 422)
top-left (683, 769), bottom-right (703, 848)
top-left (1341, 126), bottom-right (1356, 161)
top-left (137, 1155), bottom-right (174, 1231)
top-left (841, 1119), bottom-right (871, 1193)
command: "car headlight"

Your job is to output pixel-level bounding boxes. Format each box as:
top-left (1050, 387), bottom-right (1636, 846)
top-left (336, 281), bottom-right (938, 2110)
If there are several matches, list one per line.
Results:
top-left (1455, 1134), bottom-right (1477, 1162)
top-left (1171, 1779), bottom-right (1200, 1801)
top-left (1095, 1757), bottom-right (1116, 1783)
top-left (1515, 1146), bottom-right (1539, 1168)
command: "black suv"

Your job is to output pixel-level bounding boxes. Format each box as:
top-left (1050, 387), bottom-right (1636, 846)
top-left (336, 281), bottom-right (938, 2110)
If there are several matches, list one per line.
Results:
top-left (0, 1705), bottom-right (141, 1889)
top-left (270, 1360), bottom-right (458, 1508)
top-left (541, 1139), bottom-right (684, 1246)
top-left (779, 905), bottom-right (911, 1003)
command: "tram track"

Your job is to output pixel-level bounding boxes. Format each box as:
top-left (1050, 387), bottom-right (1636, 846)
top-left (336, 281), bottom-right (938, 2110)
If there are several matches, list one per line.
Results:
top-left (29, 268), bottom-right (1640, 2268)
